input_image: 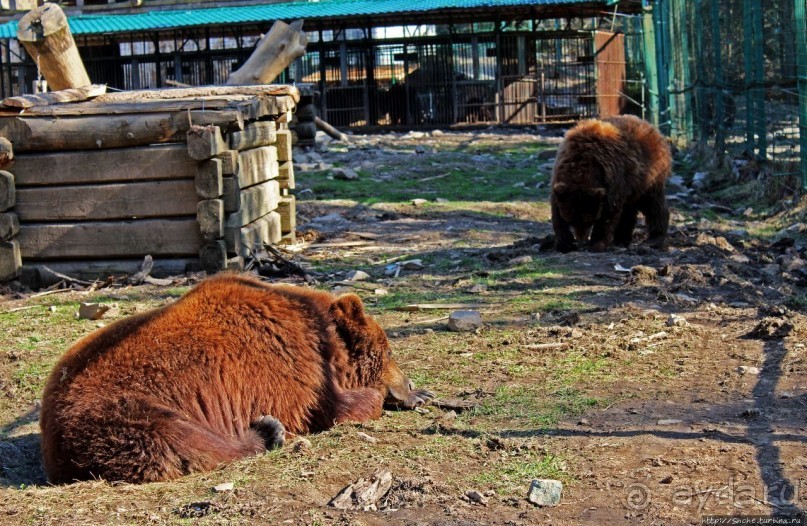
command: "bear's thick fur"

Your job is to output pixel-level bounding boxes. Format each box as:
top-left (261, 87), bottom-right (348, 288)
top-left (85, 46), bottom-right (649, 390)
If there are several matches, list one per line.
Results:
top-left (40, 274), bottom-right (433, 484)
top-left (551, 115), bottom-right (672, 252)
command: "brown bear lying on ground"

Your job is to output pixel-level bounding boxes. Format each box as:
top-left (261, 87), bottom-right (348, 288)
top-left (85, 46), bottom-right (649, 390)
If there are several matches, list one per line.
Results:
top-left (551, 115), bottom-right (672, 253)
top-left (40, 274), bottom-right (434, 484)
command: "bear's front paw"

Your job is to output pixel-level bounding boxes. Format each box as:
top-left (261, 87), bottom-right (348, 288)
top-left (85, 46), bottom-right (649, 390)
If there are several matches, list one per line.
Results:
top-left (403, 389), bottom-right (436, 409)
top-left (251, 415), bottom-right (286, 449)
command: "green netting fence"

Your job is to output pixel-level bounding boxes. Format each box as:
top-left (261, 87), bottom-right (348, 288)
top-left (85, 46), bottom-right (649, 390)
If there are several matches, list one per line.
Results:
top-left (632, 0), bottom-right (806, 192)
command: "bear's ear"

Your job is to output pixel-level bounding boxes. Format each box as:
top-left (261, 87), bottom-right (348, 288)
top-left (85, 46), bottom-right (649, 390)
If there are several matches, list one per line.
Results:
top-left (331, 293), bottom-right (367, 325)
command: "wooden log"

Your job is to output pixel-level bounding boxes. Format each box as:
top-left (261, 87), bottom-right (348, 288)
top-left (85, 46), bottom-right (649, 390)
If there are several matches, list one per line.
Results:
top-left (0, 240), bottom-right (22, 281)
top-left (0, 212), bottom-right (19, 241)
top-left (222, 177), bottom-right (240, 213)
top-left (200, 240), bottom-right (227, 273)
top-left (94, 85), bottom-right (300, 104)
top-left (16, 4), bottom-right (91, 91)
top-left (0, 137), bottom-right (13, 169)
top-left (18, 219), bottom-right (203, 259)
top-left (0, 113), bottom-right (196, 152)
top-left (225, 211), bottom-right (282, 258)
top-left (2, 84), bottom-right (106, 109)
top-left (21, 258), bottom-right (200, 288)
top-left (275, 129), bottom-right (293, 161)
top-left (278, 161), bottom-right (295, 190)
top-left (197, 199), bottom-right (224, 241)
top-left (11, 144), bottom-right (197, 186)
top-left (0, 171), bottom-right (14, 211)
top-left (187, 125), bottom-right (227, 160)
top-left (236, 146), bottom-right (278, 188)
top-left (228, 121), bottom-right (277, 151)
top-left (277, 195), bottom-right (296, 234)
top-left (226, 20), bottom-right (308, 86)
top-left (15, 179), bottom-right (198, 222)
top-left (314, 116), bottom-right (349, 142)
top-left (195, 158), bottom-right (223, 199)
top-left (217, 150), bottom-right (239, 175)
top-left (224, 180), bottom-right (280, 232)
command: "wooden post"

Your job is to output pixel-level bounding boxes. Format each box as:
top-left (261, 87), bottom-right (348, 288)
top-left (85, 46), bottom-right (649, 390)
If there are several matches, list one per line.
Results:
top-left (16, 3), bottom-right (92, 91)
top-left (226, 20), bottom-right (308, 86)
top-left (0, 137), bottom-right (13, 170)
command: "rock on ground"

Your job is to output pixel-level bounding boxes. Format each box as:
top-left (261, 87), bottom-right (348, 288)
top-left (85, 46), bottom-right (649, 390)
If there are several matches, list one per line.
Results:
top-left (527, 479), bottom-right (563, 507)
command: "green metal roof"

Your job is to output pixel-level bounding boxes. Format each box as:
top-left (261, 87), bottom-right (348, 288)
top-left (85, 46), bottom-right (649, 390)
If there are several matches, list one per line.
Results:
top-left (0, 0), bottom-right (614, 39)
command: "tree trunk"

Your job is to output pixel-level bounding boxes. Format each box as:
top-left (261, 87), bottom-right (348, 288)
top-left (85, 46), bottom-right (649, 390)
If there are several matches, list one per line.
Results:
top-left (16, 3), bottom-right (91, 91)
top-left (226, 20), bottom-right (308, 86)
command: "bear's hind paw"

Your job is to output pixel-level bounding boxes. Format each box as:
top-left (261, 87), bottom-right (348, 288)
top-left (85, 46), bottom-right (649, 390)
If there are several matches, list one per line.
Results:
top-left (251, 415), bottom-right (286, 450)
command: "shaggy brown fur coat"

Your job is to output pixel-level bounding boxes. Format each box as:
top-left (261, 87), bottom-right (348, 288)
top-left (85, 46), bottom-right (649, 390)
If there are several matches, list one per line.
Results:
top-left (40, 274), bottom-right (433, 484)
top-left (551, 115), bottom-right (672, 252)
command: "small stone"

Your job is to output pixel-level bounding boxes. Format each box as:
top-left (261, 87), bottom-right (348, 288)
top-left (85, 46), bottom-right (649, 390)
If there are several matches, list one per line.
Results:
top-left (666, 314), bottom-right (688, 327)
top-left (436, 198), bottom-right (449, 203)
top-left (657, 419), bottom-right (683, 425)
top-left (333, 167), bottom-right (359, 180)
top-left (374, 288), bottom-right (389, 296)
top-left (538, 149), bottom-right (557, 160)
top-left (213, 482), bottom-right (234, 493)
top-left (484, 489), bottom-right (496, 497)
top-left (356, 432), bottom-right (377, 444)
top-left (465, 490), bottom-right (488, 506)
top-left (48, 306), bottom-right (56, 312)
top-left (660, 475), bottom-right (674, 484)
top-left (738, 366), bottom-right (760, 375)
top-left (538, 162), bottom-right (555, 173)
top-left (78, 303), bottom-right (110, 320)
top-left (292, 437), bottom-right (312, 453)
top-left (414, 145), bottom-right (427, 154)
top-left (431, 129), bottom-right (444, 137)
top-left (692, 171), bottom-right (708, 188)
top-left (468, 284), bottom-right (487, 294)
top-left (400, 259), bottom-right (425, 270)
top-left (527, 479), bottom-right (563, 507)
top-left (411, 198), bottom-right (429, 206)
top-left (509, 255), bottom-right (533, 265)
top-left (345, 270), bottom-right (371, 282)
top-left (296, 188), bottom-right (316, 201)
top-left (447, 311), bottom-right (483, 332)
top-left (578, 418), bottom-right (591, 426)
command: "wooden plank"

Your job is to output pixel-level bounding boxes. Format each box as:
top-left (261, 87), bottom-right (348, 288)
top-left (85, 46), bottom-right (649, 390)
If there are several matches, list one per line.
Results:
top-left (222, 177), bottom-right (240, 213)
top-left (21, 258), bottom-right (200, 288)
top-left (18, 219), bottom-right (202, 259)
top-left (11, 144), bottom-right (198, 186)
top-left (236, 146), bottom-right (278, 188)
top-left (187, 125), bottom-right (227, 160)
top-left (277, 161), bottom-right (295, 190)
top-left (0, 212), bottom-right (19, 241)
top-left (224, 180), bottom-right (280, 231)
top-left (229, 121), bottom-right (277, 151)
top-left (0, 239), bottom-right (22, 281)
top-left (200, 240), bottom-right (228, 273)
top-left (197, 199), bottom-right (224, 241)
top-left (225, 211), bottom-right (282, 258)
top-left (0, 113), bottom-right (194, 152)
top-left (195, 158), bottom-right (223, 199)
top-left (2, 84), bottom-right (107, 109)
top-left (275, 129), bottom-right (293, 161)
top-left (0, 170), bottom-right (14, 211)
top-left (277, 195), bottom-right (296, 234)
top-left (15, 179), bottom-right (198, 221)
top-left (94, 85), bottom-right (300, 104)
top-left (217, 150), bottom-right (238, 175)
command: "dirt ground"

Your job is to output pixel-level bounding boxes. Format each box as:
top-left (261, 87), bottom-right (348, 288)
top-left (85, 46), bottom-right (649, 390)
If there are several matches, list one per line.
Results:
top-left (0, 129), bottom-right (805, 525)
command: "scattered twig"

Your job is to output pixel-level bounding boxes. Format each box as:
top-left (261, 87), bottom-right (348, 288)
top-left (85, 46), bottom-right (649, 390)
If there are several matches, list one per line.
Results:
top-left (262, 243), bottom-right (315, 284)
top-left (629, 331), bottom-right (668, 344)
top-left (418, 173), bottom-right (450, 183)
top-left (29, 288), bottom-right (73, 299)
top-left (524, 342), bottom-right (569, 350)
top-left (410, 315), bottom-right (450, 325)
top-left (308, 241), bottom-right (372, 249)
top-left (4, 305), bottom-right (42, 313)
top-left (394, 303), bottom-right (492, 312)
top-left (332, 281), bottom-right (379, 292)
top-left (41, 266), bottom-right (95, 287)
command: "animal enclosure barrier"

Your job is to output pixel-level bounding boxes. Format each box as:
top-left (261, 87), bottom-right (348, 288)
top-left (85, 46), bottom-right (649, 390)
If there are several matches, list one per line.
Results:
top-left (0, 84), bottom-right (298, 286)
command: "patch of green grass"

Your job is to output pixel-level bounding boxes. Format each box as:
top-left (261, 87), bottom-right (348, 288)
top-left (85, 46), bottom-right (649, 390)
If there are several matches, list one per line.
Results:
top-left (473, 453), bottom-right (570, 495)
top-left (12, 362), bottom-right (50, 396)
top-left (470, 385), bottom-right (602, 429)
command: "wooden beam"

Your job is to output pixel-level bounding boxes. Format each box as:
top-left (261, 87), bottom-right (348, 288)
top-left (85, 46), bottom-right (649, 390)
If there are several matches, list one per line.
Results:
top-left (15, 179), bottom-right (198, 222)
top-left (0, 113), bottom-right (195, 152)
top-left (94, 85), bottom-right (300, 104)
top-left (2, 84), bottom-right (106, 109)
top-left (217, 150), bottom-right (239, 175)
top-left (0, 137), bottom-right (13, 170)
top-left (195, 158), bottom-right (223, 199)
top-left (277, 161), bottom-right (295, 190)
top-left (21, 258), bottom-right (200, 288)
top-left (200, 240), bottom-right (227, 273)
top-left (275, 129), bottom-right (293, 161)
top-left (11, 144), bottom-right (197, 186)
top-left (225, 212), bottom-right (282, 258)
top-left (228, 121), bottom-right (277, 151)
top-left (0, 212), bottom-right (19, 241)
top-left (0, 171), bottom-right (14, 211)
top-left (18, 218), bottom-right (203, 259)
top-left (277, 195), bottom-right (296, 235)
top-left (16, 4), bottom-right (91, 91)
top-left (197, 199), bottom-right (224, 241)
top-left (222, 177), bottom-right (240, 213)
top-left (226, 20), bottom-right (308, 86)
top-left (223, 180), bottom-right (280, 232)
top-left (236, 146), bottom-right (278, 188)
top-left (187, 125), bottom-right (227, 160)
top-left (0, 240), bottom-right (22, 281)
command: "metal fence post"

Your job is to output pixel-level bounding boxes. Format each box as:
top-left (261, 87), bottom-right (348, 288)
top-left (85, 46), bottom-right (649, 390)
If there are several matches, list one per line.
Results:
top-left (796, 0), bottom-right (807, 189)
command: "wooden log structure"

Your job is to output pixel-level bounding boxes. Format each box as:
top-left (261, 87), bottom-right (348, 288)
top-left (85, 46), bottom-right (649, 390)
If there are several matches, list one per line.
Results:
top-left (0, 86), bottom-right (298, 284)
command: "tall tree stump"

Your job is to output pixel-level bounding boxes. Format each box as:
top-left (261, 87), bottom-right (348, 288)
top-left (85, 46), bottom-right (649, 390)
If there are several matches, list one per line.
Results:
top-left (226, 20), bottom-right (308, 86)
top-left (17, 3), bottom-right (91, 91)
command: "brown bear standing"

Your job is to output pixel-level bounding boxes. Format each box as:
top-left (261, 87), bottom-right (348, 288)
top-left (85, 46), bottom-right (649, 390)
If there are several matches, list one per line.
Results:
top-left (551, 115), bottom-right (672, 252)
top-left (40, 274), bottom-right (433, 484)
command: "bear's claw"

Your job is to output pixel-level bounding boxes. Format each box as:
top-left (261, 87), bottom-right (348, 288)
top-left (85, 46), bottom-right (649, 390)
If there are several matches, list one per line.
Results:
top-left (251, 415), bottom-right (286, 450)
top-left (406, 389), bottom-right (436, 409)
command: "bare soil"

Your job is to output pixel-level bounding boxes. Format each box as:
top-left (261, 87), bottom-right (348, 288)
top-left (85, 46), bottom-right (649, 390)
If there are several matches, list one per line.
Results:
top-left (0, 129), bottom-right (805, 525)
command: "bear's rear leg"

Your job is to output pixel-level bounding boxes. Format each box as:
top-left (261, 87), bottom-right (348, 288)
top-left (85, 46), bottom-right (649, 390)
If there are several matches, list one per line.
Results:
top-left (640, 186), bottom-right (670, 248)
top-left (251, 415), bottom-right (286, 449)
